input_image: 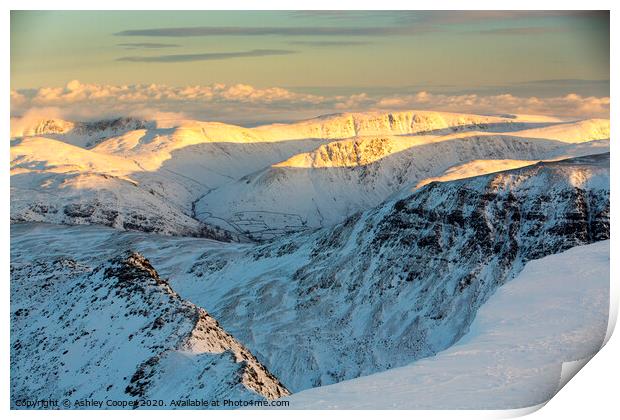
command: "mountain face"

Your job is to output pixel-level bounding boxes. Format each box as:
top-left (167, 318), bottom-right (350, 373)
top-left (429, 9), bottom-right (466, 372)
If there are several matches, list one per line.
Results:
top-left (11, 117), bottom-right (151, 148)
top-left (513, 118), bottom-right (610, 143)
top-left (284, 240), bottom-right (610, 409)
top-left (10, 126), bottom-right (331, 240)
top-left (195, 133), bottom-right (608, 238)
top-left (174, 154), bottom-right (609, 391)
top-left (10, 251), bottom-right (289, 408)
top-left (250, 110), bottom-right (555, 139)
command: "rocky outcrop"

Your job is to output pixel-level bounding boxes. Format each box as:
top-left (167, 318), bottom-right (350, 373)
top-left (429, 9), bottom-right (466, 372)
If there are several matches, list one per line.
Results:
top-left (10, 252), bottom-right (288, 408)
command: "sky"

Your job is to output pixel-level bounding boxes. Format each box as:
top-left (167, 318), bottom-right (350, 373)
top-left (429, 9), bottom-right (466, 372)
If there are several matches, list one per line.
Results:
top-left (10, 11), bottom-right (610, 125)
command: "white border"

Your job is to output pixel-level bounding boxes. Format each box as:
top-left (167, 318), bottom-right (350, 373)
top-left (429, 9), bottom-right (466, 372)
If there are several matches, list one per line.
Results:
top-left (2, 1), bottom-right (617, 419)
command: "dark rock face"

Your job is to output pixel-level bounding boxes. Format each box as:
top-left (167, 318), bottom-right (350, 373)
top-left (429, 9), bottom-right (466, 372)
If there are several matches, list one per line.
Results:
top-left (63, 203), bottom-right (96, 218)
top-left (29, 203), bottom-right (59, 215)
top-left (49, 198), bottom-right (234, 241)
top-left (190, 153), bottom-right (610, 392)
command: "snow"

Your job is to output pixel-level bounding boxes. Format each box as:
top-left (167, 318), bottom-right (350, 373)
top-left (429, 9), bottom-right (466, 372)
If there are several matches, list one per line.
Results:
top-left (197, 132), bottom-right (609, 237)
top-left (10, 153), bottom-right (609, 396)
top-left (510, 119), bottom-right (610, 143)
top-left (10, 111), bottom-right (609, 240)
top-left (415, 159), bottom-right (541, 188)
top-left (284, 241), bottom-right (610, 409)
top-left (9, 108), bottom-right (611, 409)
top-left (11, 136), bottom-right (141, 176)
top-left (10, 117), bottom-right (151, 148)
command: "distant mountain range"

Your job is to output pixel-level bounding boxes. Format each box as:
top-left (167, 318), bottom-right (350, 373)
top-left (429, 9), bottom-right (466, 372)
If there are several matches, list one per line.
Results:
top-left (10, 111), bottom-right (609, 240)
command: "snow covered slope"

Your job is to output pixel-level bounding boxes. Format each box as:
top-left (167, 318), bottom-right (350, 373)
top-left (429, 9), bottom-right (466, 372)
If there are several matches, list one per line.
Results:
top-left (13, 153), bottom-right (607, 395)
top-left (250, 110), bottom-right (552, 139)
top-left (10, 117), bottom-right (151, 148)
top-left (284, 240), bottom-right (609, 409)
top-left (10, 111), bottom-right (609, 240)
top-left (196, 126), bottom-right (609, 238)
top-left (10, 251), bottom-right (289, 408)
top-left (511, 118), bottom-right (610, 143)
top-left (10, 118), bottom-right (334, 238)
top-left (180, 154), bottom-right (610, 391)
top-left (10, 136), bottom-right (235, 239)
top-left (9, 105), bottom-right (611, 409)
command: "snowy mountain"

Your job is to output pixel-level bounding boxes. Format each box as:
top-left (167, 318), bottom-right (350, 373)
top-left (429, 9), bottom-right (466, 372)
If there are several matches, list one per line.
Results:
top-left (196, 121), bottom-right (609, 238)
top-left (176, 153), bottom-right (609, 391)
top-left (249, 110), bottom-right (557, 138)
top-left (11, 153), bottom-right (610, 396)
top-left (11, 111), bottom-right (608, 240)
top-left (284, 240), bottom-right (609, 409)
top-left (512, 118), bottom-right (610, 143)
top-left (11, 117), bottom-right (151, 148)
top-left (9, 107), bottom-right (611, 409)
top-left (10, 250), bottom-right (289, 408)
top-left (10, 118), bottom-right (334, 238)
top-left (10, 134), bottom-right (240, 240)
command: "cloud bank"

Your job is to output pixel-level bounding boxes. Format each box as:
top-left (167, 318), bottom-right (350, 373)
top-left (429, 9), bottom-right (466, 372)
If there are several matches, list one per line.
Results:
top-left (288, 41), bottom-right (372, 47)
top-left (113, 12), bottom-right (607, 41)
top-left (117, 43), bottom-right (181, 49)
top-left (114, 26), bottom-right (431, 37)
top-left (117, 49), bottom-right (296, 63)
top-left (11, 80), bottom-right (609, 126)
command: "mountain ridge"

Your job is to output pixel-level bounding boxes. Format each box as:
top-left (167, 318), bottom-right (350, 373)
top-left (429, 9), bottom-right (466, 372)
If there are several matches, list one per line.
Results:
top-left (10, 250), bottom-right (289, 407)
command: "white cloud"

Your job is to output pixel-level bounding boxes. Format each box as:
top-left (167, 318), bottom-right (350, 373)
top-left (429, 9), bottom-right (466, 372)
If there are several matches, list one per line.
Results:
top-left (374, 91), bottom-right (609, 119)
top-left (11, 81), bottom-right (609, 125)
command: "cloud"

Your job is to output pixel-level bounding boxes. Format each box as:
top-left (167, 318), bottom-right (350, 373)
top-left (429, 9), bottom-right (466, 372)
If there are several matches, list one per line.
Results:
top-left (514, 79), bottom-right (609, 87)
top-left (396, 10), bottom-right (609, 26)
top-left (114, 26), bottom-right (431, 37)
top-left (469, 27), bottom-right (568, 36)
top-left (289, 11), bottom-right (609, 29)
top-left (111, 12), bottom-right (607, 47)
top-left (11, 80), bottom-right (609, 126)
top-left (373, 91), bottom-right (610, 119)
top-left (117, 43), bottom-right (181, 49)
top-left (288, 41), bottom-right (372, 47)
top-left (10, 80), bottom-right (329, 124)
top-left (10, 90), bottom-right (27, 106)
top-left (117, 49), bottom-right (297, 63)
top-left (288, 10), bottom-right (608, 23)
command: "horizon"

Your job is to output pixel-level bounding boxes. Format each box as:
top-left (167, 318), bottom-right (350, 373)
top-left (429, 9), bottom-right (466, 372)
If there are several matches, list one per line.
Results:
top-left (11, 11), bottom-right (610, 125)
